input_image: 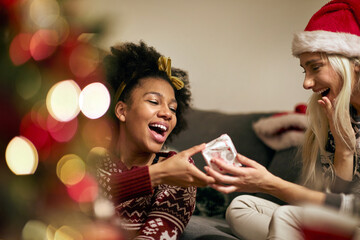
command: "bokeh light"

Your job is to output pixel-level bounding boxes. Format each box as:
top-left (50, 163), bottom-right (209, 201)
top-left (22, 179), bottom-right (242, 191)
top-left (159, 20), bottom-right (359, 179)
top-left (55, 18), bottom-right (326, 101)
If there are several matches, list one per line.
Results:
top-left (86, 146), bottom-right (109, 167)
top-left (46, 80), bottom-right (81, 122)
top-left (20, 111), bottom-right (50, 151)
top-left (51, 16), bottom-right (70, 44)
top-left (22, 220), bottom-right (48, 240)
top-left (56, 154), bottom-right (86, 186)
top-left (30, 29), bottom-right (58, 61)
top-left (54, 226), bottom-right (83, 240)
top-left (47, 115), bottom-right (78, 142)
top-left (79, 82), bottom-right (110, 119)
top-left (1, 0), bottom-right (111, 238)
top-left (66, 174), bottom-right (98, 203)
top-left (93, 198), bottom-right (115, 219)
top-left (5, 136), bottom-right (39, 175)
top-left (69, 44), bottom-right (100, 78)
top-left (29, 0), bottom-right (60, 28)
top-left (46, 225), bottom-right (57, 240)
top-left (9, 33), bottom-right (32, 66)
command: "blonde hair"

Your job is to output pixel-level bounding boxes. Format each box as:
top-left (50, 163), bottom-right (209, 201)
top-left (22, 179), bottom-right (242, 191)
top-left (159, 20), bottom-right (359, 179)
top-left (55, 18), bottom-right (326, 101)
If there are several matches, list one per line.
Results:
top-left (301, 54), bottom-right (359, 189)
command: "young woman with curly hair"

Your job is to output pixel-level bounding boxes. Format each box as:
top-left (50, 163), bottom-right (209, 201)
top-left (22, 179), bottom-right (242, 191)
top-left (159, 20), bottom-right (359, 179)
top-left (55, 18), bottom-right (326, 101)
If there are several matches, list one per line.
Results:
top-left (95, 41), bottom-right (214, 239)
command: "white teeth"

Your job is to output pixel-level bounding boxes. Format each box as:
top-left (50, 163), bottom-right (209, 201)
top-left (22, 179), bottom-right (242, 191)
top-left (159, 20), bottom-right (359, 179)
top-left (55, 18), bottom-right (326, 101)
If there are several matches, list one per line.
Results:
top-left (150, 124), bottom-right (167, 131)
top-left (316, 88), bottom-right (329, 95)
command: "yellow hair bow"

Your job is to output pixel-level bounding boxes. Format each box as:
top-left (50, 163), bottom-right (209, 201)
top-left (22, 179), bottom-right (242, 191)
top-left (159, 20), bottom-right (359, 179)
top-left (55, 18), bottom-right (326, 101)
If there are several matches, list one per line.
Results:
top-left (158, 56), bottom-right (184, 90)
top-left (114, 56), bottom-right (184, 102)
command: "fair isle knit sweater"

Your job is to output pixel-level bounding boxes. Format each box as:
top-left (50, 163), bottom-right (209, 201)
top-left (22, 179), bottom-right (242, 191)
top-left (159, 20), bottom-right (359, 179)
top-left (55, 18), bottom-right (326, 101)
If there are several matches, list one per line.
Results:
top-left (97, 151), bottom-right (196, 240)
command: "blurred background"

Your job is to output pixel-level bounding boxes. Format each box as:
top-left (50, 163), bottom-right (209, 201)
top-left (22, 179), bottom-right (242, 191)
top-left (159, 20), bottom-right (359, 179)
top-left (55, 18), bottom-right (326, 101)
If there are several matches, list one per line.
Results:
top-left (1, 0), bottom-right (123, 239)
top-left (75, 0), bottom-right (328, 113)
top-left (0, 0), bottom-right (328, 239)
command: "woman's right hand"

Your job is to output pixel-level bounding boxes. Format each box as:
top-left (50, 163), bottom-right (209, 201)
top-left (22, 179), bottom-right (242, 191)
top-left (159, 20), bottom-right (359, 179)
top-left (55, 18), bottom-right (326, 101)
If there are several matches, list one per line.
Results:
top-left (204, 153), bottom-right (276, 194)
top-left (149, 144), bottom-right (215, 188)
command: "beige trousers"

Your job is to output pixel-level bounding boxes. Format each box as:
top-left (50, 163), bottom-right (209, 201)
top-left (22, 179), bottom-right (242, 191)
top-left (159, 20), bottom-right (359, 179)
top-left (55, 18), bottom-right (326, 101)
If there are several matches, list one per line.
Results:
top-left (226, 195), bottom-right (360, 240)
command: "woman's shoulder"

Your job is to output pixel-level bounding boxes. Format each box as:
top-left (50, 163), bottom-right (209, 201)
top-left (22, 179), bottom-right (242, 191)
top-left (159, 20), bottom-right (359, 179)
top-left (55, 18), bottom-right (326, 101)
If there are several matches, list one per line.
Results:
top-left (87, 147), bottom-right (125, 172)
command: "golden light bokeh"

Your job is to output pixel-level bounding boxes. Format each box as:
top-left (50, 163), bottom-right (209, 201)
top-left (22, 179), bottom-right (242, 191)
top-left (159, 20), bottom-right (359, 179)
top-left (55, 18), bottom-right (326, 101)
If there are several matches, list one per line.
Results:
top-left (56, 154), bottom-right (86, 186)
top-left (51, 16), bottom-right (70, 45)
top-left (46, 80), bottom-right (81, 122)
top-left (29, 0), bottom-right (60, 28)
top-left (46, 224), bottom-right (57, 240)
top-left (54, 226), bottom-right (83, 240)
top-left (22, 220), bottom-right (48, 240)
top-left (5, 136), bottom-right (39, 175)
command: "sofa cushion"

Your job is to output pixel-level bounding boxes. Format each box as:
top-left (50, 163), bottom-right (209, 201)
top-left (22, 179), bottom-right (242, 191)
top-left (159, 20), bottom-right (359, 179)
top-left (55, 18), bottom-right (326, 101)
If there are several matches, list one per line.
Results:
top-left (167, 108), bottom-right (276, 170)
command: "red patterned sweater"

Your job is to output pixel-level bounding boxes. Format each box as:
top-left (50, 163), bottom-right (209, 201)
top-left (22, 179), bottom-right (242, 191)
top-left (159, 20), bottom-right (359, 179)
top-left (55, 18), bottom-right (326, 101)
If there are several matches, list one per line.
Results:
top-left (96, 151), bottom-right (197, 240)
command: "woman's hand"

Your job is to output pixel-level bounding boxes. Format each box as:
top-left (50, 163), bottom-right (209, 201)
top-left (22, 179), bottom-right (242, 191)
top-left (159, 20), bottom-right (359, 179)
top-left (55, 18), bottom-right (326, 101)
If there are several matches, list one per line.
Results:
top-left (318, 96), bottom-right (354, 181)
top-left (205, 153), bottom-right (327, 205)
top-left (149, 144), bottom-right (215, 187)
top-left (204, 154), bottom-right (276, 194)
top-left (318, 96), bottom-right (353, 149)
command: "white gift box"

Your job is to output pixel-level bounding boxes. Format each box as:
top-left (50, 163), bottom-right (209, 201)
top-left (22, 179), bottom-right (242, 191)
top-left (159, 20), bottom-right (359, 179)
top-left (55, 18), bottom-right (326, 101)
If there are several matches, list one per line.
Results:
top-left (202, 134), bottom-right (241, 172)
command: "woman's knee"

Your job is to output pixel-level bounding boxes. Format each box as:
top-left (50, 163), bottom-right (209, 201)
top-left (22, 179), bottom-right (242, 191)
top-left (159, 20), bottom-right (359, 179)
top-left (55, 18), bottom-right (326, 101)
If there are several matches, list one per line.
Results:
top-left (268, 206), bottom-right (303, 239)
top-left (226, 195), bottom-right (267, 222)
top-left (271, 205), bottom-right (301, 222)
top-left (226, 195), bottom-right (256, 216)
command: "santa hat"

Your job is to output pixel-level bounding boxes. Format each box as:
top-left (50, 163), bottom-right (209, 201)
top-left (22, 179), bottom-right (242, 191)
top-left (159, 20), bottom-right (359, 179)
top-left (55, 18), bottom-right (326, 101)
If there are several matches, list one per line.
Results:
top-left (292, 0), bottom-right (360, 58)
top-left (252, 104), bottom-right (308, 151)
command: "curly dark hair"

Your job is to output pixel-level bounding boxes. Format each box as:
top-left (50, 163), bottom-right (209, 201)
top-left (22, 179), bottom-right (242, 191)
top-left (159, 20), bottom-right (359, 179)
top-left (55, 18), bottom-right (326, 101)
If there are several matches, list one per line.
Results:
top-left (103, 41), bottom-right (192, 142)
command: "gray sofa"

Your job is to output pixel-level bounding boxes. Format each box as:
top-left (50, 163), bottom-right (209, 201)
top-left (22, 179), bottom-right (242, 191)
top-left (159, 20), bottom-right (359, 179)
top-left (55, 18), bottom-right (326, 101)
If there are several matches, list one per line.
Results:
top-left (166, 108), bottom-right (303, 240)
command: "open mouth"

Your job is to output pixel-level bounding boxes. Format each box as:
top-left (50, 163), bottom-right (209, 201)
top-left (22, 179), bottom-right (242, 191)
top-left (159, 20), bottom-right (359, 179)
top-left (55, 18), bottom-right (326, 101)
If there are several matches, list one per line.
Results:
top-left (149, 123), bottom-right (167, 136)
top-left (321, 88), bottom-right (330, 97)
top-left (317, 88), bottom-right (330, 97)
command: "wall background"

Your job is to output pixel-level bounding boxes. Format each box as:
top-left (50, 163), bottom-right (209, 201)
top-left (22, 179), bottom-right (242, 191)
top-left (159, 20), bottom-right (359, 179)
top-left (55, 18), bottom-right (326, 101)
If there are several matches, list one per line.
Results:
top-left (74, 0), bottom-right (329, 113)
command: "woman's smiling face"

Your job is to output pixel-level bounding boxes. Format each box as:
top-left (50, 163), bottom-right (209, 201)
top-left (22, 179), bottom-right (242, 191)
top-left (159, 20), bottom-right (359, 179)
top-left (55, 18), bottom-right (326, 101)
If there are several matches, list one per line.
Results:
top-left (117, 77), bottom-right (177, 153)
top-left (300, 52), bottom-right (343, 101)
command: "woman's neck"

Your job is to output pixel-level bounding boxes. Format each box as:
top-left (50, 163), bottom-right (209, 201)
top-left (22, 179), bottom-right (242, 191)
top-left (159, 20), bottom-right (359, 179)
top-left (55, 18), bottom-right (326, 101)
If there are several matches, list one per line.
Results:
top-left (115, 136), bottom-right (156, 169)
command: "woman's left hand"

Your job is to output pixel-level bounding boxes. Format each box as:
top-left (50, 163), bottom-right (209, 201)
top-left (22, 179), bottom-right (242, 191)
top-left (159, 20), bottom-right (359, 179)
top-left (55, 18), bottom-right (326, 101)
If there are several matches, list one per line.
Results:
top-left (204, 154), bottom-right (276, 194)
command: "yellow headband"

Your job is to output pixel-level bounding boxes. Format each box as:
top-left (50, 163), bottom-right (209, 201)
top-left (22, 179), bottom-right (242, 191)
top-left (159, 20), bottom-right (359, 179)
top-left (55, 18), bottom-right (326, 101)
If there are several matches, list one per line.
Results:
top-left (114, 56), bottom-right (184, 102)
top-left (158, 56), bottom-right (184, 90)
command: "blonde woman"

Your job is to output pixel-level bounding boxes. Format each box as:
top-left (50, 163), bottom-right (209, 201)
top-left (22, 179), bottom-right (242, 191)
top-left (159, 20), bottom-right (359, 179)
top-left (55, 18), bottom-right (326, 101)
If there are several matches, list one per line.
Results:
top-left (206, 0), bottom-right (360, 239)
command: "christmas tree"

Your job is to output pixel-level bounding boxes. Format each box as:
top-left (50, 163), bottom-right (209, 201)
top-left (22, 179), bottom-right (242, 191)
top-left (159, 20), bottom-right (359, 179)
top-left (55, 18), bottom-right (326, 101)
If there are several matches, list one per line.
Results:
top-left (0, 0), bottom-right (124, 238)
